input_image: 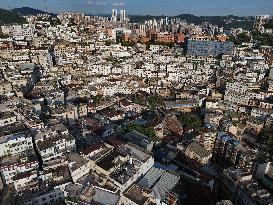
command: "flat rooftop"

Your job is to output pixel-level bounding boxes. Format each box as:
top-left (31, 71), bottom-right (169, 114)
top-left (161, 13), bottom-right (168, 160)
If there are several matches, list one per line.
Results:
top-left (124, 185), bottom-right (149, 205)
top-left (0, 122), bottom-right (28, 138)
top-left (96, 149), bottom-right (120, 171)
top-left (110, 161), bottom-right (137, 185)
top-left (0, 111), bottom-right (15, 120)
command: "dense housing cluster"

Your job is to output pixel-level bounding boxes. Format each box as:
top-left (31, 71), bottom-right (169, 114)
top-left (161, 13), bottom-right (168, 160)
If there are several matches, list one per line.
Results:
top-left (0, 9), bottom-right (273, 205)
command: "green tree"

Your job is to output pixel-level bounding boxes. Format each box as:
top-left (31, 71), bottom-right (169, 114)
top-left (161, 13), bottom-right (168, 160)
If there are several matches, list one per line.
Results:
top-left (267, 137), bottom-right (273, 156)
top-left (178, 113), bottom-right (202, 129)
top-left (92, 95), bottom-right (103, 105)
top-left (121, 41), bottom-right (135, 47)
top-left (229, 32), bottom-right (251, 45)
top-left (169, 89), bottom-right (176, 100)
top-left (148, 94), bottom-right (161, 111)
top-left (132, 95), bottom-right (144, 105)
top-left (264, 20), bottom-right (273, 29)
top-left (258, 124), bottom-right (273, 156)
top-left (253, 32), bottom-right (273, 46)
top-left (126, 124), bottom-right (157, 140)
top-left (0, 32), bottom-right (9, 38)
top-left (50, 17), bottom-right (62, 26)
top-left (105, 40), bottom-right (113, 46)
top-left (0, 8), bottom-right (27, 25)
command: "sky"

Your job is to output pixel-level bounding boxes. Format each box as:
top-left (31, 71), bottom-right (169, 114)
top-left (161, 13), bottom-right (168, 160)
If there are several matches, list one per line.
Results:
top-left (0, 0), bottom-right (273, 16)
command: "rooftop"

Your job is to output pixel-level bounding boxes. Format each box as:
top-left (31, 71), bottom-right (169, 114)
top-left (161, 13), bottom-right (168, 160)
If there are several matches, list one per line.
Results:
top-left (65, 183), bottom-right (119, 205)
top-left (37, 133), bottom-right (74, 151)
top-left (0, 122), bottom-right (28, 138)
top-left (68, 153), bottom-right (89, 172)
top-left (0, 149), bottom-right (38, 167)
top-left (186, 142), bottom-right (211, 158)
top-left (110, 161), bottom-right (138, 185)
top-left (0, 111), bottom-right (15, 120)
top-left (96, 149), bottom-right (120, 171)
top-left (124, 185), bottom-right (149, 205)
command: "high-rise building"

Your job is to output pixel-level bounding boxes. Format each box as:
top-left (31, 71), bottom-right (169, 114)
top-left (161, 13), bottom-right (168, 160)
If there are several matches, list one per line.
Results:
top-left (212, 132), bottom-right (256, 171)
top-left (212, 132), bottom-right (240, 168)
top-left (120, 10), bottom-right (126, 22)
top-left (254, 15), bottom-right (270, 31)
top-left (220, 168), bottom-right (273, 205)
top-left (112, 9), bottom-right (117, 22)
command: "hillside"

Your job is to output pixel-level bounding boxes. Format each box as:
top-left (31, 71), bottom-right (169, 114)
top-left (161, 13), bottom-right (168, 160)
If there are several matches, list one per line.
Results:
top-left (130, 14), bottom-right (255, 30)
top-left (0, 8), bottom-right (27, 25)
top-left (12, 7), bottom-right (55, 16)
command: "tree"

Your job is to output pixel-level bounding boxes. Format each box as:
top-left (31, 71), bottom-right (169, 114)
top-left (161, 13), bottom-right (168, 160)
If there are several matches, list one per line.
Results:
top-left (253, 32), bottom-right (273, 46)
top-left (257, 124), bottom-right (273, 156)
top-left (148, 94), bottom-right (161, 111)
top-left (178, 113), bottom-right (202, 129)
top-left (0, 32), bottom-right (9, 39)
top-left (132, 95), bottom-right (144, 105)
top-left (264, 20), bottom-right (273, 29)
top-left (267, 137), bottom-right (273, 156)
top-left (229, 32), bottom-right (251, 45)
top-left (0, 8), bottom-right (27, 25)
top-left (126, 124), bottom-right (157, 140)
top-left (169, 89), bottom-right (176, 100)
top-left (92, 95), bottom-right (103, 105)
top-left (105, 40), bottom-right (113, 46)
top-left (121, 41), bottom-right (135, 47)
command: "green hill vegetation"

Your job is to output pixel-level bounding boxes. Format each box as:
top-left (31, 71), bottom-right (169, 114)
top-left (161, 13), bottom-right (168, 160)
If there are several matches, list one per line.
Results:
top-left (12, 7), bottom-right (55, 16)
top-left (0, 8), bottom-right (27, 25)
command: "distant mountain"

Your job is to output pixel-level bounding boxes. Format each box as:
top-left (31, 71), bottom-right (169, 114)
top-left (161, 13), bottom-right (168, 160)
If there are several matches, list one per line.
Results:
top-left (0, 8), bottom-right (27, 25)
top-left (130, 14), bottom-right (255, 30)
top-left (12, 7), bottom-right (55, 16)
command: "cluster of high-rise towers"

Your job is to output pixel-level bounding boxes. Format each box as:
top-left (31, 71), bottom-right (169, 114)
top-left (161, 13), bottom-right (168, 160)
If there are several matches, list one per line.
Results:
top-left (111, 9), bottom-right (127, 22)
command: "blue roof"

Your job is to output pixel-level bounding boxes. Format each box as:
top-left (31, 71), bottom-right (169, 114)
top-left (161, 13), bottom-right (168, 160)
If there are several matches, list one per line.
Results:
top-left (153, 162), bottom-right (178, 171)
top-left (217, 133), bottom-right (240, 145)
top-left (20, 63), bottom-right (35, 70)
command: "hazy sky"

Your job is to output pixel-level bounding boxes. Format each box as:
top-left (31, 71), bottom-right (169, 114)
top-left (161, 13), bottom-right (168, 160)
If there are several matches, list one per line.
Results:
top-left (1, 0), bottom-right (273, 16)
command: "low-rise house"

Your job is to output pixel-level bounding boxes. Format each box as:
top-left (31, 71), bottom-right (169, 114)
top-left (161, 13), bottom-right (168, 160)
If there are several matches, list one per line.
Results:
top-left (135, 165), bottom-right (180, 205)
top-left (120, 100), bottom-right (143, 113)
top-left (35, 124), bottom-right (76, 165)
top-left (221, 168), bottom-right (273, 205)
top-left (185, 142), bottom-right (211, 165)
top-left (164, 114), bottom-right (184, 136)
top-left (0, 81), bottom-right (13, 97)
top-left (0, 124), bottom-right (33, 158)
top-left (0, 150), bottom-right (38, 185)
top-left (124, 131), bottom-right (154, 151)
top-left (204, 109), bottom-right (223, 128)
top-left (65, 183), bottom-right (120, 205)
top-left (88, 142), bottom-right (154, 191)
top-left (164, 99), bottom-right (198, 112)
top-left (68, 153), bottom-right (91, 183)
top-left (13, 171), bottom-right (38, 192)
top-left (21, 188), bottom-right (65, 205)
top-left (0, 111), bottom-right (17, 127)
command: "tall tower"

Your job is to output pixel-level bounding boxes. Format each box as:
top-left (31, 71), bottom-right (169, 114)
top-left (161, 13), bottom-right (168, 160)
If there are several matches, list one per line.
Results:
top-left (112, 9), bottom-right (117, 22)
top-left (120, 10), bottom-right (126, 22)
top-left (254, 15), bottom-right (270, 31)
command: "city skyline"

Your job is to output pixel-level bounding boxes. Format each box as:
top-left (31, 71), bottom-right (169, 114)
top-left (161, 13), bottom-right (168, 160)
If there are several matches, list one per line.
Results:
top-left (1, 0), bottom-right (273, 16)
